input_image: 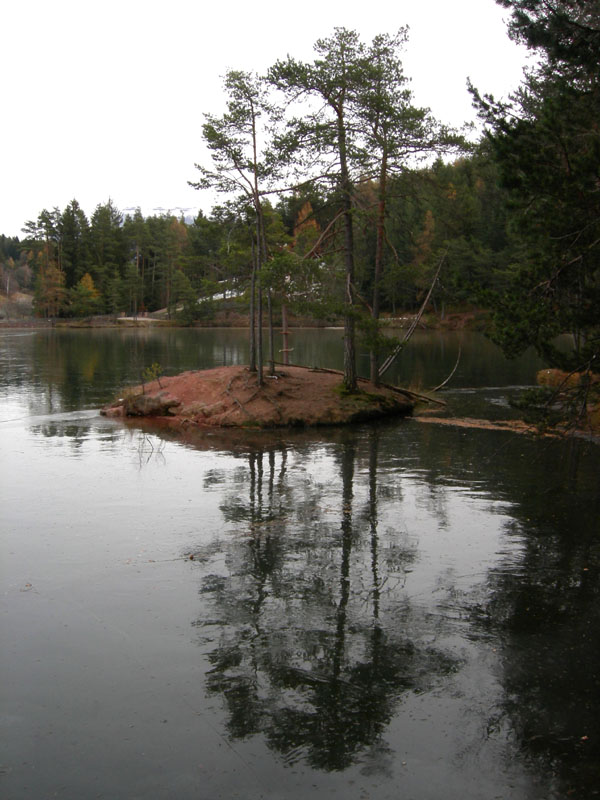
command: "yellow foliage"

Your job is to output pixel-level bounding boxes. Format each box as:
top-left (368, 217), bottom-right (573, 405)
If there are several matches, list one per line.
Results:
top-left (293, 201), bottom-right (320, 237)
top-left (79, 273), bottom-right (100, 297)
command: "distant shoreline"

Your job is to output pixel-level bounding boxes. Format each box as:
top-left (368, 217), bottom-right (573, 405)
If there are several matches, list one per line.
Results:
top-left (0, 308), bottom-right (489, 332)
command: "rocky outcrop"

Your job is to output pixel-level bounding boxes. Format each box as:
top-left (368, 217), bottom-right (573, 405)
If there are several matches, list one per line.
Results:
top-left (102, 391), bottom-right (181, 418)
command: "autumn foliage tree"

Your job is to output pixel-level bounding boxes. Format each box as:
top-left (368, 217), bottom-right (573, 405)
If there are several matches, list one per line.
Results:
top-left (69, 272), bottom-right (102, 317)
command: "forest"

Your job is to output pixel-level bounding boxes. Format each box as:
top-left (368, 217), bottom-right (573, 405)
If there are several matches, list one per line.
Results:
top-left (1, 0), bottom-right (598, 389)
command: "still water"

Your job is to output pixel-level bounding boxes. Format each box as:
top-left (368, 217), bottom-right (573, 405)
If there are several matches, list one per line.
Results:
top-left (1, 328), bottom-right (599, 799)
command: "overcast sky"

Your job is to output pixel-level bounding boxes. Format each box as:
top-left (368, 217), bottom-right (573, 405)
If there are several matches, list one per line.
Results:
top-left (1, 0), bottom-right (529, 238)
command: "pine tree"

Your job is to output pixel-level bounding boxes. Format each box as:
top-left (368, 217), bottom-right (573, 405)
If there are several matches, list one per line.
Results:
top-left (471, 1), bottom-right (600, 371)
top-left (356, 31), bottom-right (464, 382)
top-left (59, 200), bottom-right (91, 288)
top-left (270, 29), bottom-right (369, 391)
top-left (190, 70), bottom-right (281, 381)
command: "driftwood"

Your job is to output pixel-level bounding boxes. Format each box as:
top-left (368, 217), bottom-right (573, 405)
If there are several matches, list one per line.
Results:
top-left (432, 344), bottom-right (462, 392)
top-left (378, 248), bottom-right (447, 380)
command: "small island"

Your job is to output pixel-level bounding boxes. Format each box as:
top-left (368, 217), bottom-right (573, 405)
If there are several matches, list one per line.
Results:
top-left (101, 364), bottom-right (414, 429)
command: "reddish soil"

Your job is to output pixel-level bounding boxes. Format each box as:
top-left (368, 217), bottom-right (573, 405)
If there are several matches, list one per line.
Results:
top-left (102, 364), bottom-right (414, 429)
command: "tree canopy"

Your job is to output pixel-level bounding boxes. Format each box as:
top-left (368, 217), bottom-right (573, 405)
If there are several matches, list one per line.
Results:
top-left (471, 0), bottom-right (600, 372)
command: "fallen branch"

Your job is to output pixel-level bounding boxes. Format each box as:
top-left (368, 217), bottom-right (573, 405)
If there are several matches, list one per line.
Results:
top-left (378, 248), bottom-right (447, 380)
top-left (413, 415), bottom-right (561, 437)
top-left (432, 344), bottom-right (461, 392)
top-left (302, 208), bottom-right (347, 261)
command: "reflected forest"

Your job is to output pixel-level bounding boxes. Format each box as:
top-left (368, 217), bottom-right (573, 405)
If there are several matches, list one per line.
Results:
top-left (193, 434), bottom-right (457, 772)
top-left (187, 426), bottom-right (600, 792)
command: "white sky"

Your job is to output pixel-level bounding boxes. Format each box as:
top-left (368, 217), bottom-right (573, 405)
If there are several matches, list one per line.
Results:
top-left (1, 0), bottom-right (529, 238)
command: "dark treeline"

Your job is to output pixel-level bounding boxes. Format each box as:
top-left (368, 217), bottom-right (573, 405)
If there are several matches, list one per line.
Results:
top-left (0, 151), bottom-right (509, 322)
top-left (1, 202), bottom-right (220, 323)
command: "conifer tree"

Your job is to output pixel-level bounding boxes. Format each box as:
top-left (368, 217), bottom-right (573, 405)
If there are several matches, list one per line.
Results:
top-left (190, 70), bottom-right (280, 382)
top-left (59, 200), bottom-right (91, 288)
top-left (357, 31), bottom-right (465, 382)
top-left (270, 29), bottom-right (367, 391)
top-left (472, 1), bottom-right (600, 371)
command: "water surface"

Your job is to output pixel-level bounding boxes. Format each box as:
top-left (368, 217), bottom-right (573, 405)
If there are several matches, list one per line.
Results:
top-left (1, 328), bottom-right (599, 799)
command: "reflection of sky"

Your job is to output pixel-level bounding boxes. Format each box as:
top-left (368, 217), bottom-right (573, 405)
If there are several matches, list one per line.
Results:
top-left (0, 397), bottom-right (29, 423)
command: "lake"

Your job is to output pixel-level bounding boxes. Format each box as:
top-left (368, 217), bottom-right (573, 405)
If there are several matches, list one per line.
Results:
top-left (1, 327), bottom-right (599, 799)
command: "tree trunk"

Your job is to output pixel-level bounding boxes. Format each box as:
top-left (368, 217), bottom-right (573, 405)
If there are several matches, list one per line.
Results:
top-left (249, 239), bottom-right (257, 372)
top-left (133, 245), bottom-right (140, 319)
top-left (257, 277), bottom-right (263, 386)
top-left (338, 111), bottom-right (357, 392)
top-left (370, 156), bottom-right (387, 386)
top-left (256, 199), bottom-right (271, 384)
top-left (267, 289), bottom-right (275, 376)
top-left (281, 303), bottom-right (289, 365)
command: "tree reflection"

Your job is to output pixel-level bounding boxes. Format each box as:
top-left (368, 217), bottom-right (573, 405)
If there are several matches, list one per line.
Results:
top-left (467, 438), bottom-right (600, 797)
top-left (193, 431), bottom-right (456, 771)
